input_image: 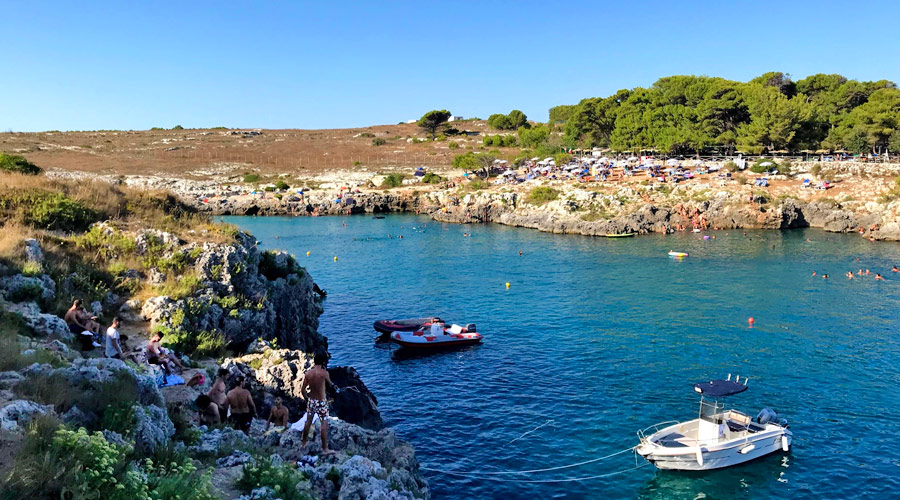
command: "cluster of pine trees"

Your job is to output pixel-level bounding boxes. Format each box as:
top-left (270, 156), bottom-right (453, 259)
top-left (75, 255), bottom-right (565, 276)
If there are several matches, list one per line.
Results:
top-left (551, 73), bottom-right (900, 155)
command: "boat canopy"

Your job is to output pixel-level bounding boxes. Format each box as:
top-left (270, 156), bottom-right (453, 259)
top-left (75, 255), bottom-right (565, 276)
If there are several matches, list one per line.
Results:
top-left (693, 379), bottom-right (748, 397)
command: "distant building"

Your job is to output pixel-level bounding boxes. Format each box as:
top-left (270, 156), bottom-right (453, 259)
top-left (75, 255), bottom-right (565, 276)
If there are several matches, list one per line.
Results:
top-left (448, 115), bottom-right (464, 122)
top-left (407, 119), bottom-right (417, 124)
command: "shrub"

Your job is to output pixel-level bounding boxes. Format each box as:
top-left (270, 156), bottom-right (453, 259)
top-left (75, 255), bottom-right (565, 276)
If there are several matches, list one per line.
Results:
top-left (527, 186), bottom-right (559, 204)
top-left (750, 158), bottom-right (777, 174)
top-left (468, 179), bottom-right (487, 190)
top-left (0, 153), bottom-right (42, 175)
top-left (722, 161), bottom-right (738, 172)
top-left (422, 172), bottom-right (442, 184)
top-left (162, 329), bottom-right (228, 359)
top-left (436, 134), bottom-right (447, 141)
top-left (156, 272), bottom-right (200, 300)
top-left (243, 174), bottom-right (260, 183)
top-left (448, 141), bottom-right (459, 149)
top-left (264, 186), bottom-right (276, 192)
top-left (172, 125), bottom-right (184, 130)
top-left (381, 173), bottom-right (405, 188)
top-left (259, 251), bottom-right (304, 281)
top-left (372, 138), bottom-right (386, 146)
top-left (101, 401), bottom-right (137, 436)
top-left (810, 164), bottom-right (822, 178)
top-left (0, 191), bottom-right (98, 231)
top-left (237, 457), bottom-right (312, 500)
top-left (776, 160), bottom-right (793, 175)
top-left (274, 180), bottom-right (290, 190)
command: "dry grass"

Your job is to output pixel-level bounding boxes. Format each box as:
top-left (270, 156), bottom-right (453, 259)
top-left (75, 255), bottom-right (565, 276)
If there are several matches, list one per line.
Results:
top-left (0, 221), bottom-right (37, 267)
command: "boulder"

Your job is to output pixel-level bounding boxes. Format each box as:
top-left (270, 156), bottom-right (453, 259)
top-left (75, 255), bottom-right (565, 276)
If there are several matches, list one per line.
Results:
top-left (4, 301), bottom-right (71, 339)
top-left (24, 238), bottom-right (43, 263)
top-left (0, 274), bottom-right (56, 302)
top-left (189, 425), bottom-right (253, 457)
top-left (118, 299), bottom-right (143, 322)
top-left (0, 371), bottom-right (24, 390)
top-left (133, 404), bottom-right (175, 455)
top-left (329, 366), bottom-right (383, 431)
top-left (0, 399), bottom-right (54, 431)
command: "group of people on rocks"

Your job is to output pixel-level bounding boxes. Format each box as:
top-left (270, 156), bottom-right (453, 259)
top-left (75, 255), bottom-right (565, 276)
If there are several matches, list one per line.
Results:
top-left (62, 298), bottom-right (337, 452)
top-left (194, 352), bottom-right (335, 452)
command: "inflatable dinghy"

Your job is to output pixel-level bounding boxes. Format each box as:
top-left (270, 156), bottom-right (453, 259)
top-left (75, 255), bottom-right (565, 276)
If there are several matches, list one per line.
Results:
top-left (391, 323), bottom-right (482, 349)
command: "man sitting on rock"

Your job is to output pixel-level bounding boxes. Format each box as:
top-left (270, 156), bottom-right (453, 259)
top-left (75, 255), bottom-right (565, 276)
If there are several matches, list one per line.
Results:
top-left (226, 376), bottom-right (256, 434)
top-left (265, 397), bottom-right (289, 431)
top-left (300, 352), bottom-right (335, 454)
top-left (195, 394), bottom-right (221, 426)
top-left (147, 332), bottom-right (185, 372)
top-left (105, 317), bottom-right (124, 359)
top-left (64, 299), bottom-right (101, 348)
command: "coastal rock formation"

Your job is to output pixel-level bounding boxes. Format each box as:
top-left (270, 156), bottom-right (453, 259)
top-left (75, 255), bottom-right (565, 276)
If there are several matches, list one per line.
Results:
top-left (140, 230), bottom-right (326, 352)
top-left (279, 419), bottom-right (429, 499)
top-left (223, 349), bottom-right (383, 430)
top-left (132, 403), bottom-right (176, 454)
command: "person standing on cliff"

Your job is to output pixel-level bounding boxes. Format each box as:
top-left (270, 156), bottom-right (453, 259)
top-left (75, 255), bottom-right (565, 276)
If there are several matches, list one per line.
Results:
top-left (300, 352), bottom-right (335, 454)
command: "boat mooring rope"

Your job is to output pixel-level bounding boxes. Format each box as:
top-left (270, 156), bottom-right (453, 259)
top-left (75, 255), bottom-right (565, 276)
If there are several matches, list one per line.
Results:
top-left (421, 461), bottom-right (651, 483)
top-left (509, 419), bottom-right (554, 443)
top-left (421, 445), bottom-right (640, 477)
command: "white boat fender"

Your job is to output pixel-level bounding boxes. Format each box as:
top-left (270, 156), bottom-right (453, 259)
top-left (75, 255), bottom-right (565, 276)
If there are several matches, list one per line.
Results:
top-left (695, 448), bottom-right (704, 466)
top-left (782, 435), bottom-right (790, 452)
top-left (739, 444), bottom-right (756, 454)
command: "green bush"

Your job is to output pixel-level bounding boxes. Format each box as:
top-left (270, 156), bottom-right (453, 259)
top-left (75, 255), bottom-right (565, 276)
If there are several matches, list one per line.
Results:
top-left (258, 250), bottom-right (304, 281)
top-left (0, 153), bottom-right (42, 175)
top-left (382, 173), bottom-right (405, 188)
top-left (358, 132), bottom-right (375, 138)
top-left (810, 164), bottom-right (822, 178)
top-left (750, 158), bottom-right (777, 174)
top-left (0, 191), bottom-right (98, 231)
top-left (1, 423), bottom-right (218, 500)
top-left (243, 174), bottom-right (260, 183)
top-left (422, 172), bottom-right (442, 184)
top-left (274, 180), bottom-right (290, 190)
top-left (237, 457), bottom-right (312, 500)
top-left (722, 161), bottom-right (738, 172)
top-left (161, 329), bottom-right (228, 359)
top-left (172, 125), bottom-right (184, 130)
top-left (264, 186), bottom-right (276, 192)
top-left (527, 186), bottom-right (559, 204)
top-left (372, 138), bottom-right (386, 146)
top-left (101, 401), bottom-right (137, 436)
top-left (776, 160), bottom-right (793, 175)
top-left (448, 141), bottom-right (459, 149)
top-left (468, 179), bottom-right (487, 190)
top-left (6, 282), bottom-right (44, 303)
top-left (73, 225), bottom-right (137, 260)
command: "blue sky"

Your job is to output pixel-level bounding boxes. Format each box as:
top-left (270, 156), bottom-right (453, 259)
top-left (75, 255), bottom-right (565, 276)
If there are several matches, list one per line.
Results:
top-left (3, 1), bottom-right (899, 131)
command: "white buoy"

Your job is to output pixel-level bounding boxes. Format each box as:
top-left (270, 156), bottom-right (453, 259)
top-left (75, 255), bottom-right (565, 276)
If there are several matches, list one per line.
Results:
top-left (782, 435), bottom-right (790, 452)
top-left (739, 444), bottom-right (756, 454)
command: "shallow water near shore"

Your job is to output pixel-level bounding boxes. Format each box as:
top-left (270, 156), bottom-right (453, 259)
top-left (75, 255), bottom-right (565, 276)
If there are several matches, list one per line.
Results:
top-left (223, 214), bottom-right (900, 499)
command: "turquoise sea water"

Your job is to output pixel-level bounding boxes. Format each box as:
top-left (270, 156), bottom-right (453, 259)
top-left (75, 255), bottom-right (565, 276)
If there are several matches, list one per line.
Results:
top-left (223, 215), bottom-right (900, 499)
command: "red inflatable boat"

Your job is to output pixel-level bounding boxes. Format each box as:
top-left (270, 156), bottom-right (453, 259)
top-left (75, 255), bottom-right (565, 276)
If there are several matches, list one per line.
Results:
top-left (390, 323), bottom-right (482, 349)
top-left (373, 317), bottom-right (436, 335)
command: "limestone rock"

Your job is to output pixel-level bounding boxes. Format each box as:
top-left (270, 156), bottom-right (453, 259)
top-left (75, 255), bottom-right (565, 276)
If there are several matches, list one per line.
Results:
top-left (24, 238), bottom-right (43, 263)
top-left (0, 274), bottom-right (56, 302)
top-left (0, 399), bottom-right (54, 431)
top-left (118, 299), bottom-right (143, 322)
top-left (133, 404), bottom-right (175, 455)
top-left (0, 371), bottom-right (24, 390)
top-left (4, 301), bottom-right (71, 339)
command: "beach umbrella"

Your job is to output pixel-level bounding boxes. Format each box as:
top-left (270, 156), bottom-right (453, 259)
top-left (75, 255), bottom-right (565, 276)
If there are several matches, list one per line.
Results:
top-left (502, 169), bottom-right (515, 176)
top-left (760, 161), bottom-right (773, 167)
top-left (666, 158), bottom-right (680, 166)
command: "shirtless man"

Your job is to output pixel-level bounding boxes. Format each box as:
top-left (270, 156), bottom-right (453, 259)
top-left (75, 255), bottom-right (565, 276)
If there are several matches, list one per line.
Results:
top-left (300, 352), bottom-right (334, 453)
top-left (208, 368), bottom-right (230, 418)
top-left (226, 376), bottom-right (256, 434)
top-left (266, 397), bottom-right (290, 430)
top-left (64, 299), bottom-right (100, 334)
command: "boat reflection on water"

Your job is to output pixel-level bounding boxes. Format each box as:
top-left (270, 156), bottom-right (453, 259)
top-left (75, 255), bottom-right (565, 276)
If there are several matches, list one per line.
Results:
top-left (636, 452), bottom-right (790, 500)
top-left (386, 343), bottom-right (482, 362)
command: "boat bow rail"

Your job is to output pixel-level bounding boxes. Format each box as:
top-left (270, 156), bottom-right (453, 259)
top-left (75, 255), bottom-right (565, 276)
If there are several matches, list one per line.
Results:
top-left (637, 420), bottom-right (680, 443)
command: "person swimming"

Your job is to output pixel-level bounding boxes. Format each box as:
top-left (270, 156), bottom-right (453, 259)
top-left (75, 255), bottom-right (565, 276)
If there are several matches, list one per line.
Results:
top-left (822, 274), bottom-right (829, 279)
top-left (812, 271), bottom-right (817, 276)
top-left (875, 273), bottom-right (885, 281)
top-left (893, 265), bottom-right (899, 272)
top-left (846, 272), bottom-right (854, 279)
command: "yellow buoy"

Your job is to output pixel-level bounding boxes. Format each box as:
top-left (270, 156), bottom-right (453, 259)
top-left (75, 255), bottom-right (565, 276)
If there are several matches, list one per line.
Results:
top-left (306, 251), bottom-right (310, 256)
top-left (333, 256), bottom-right (338, 262)
top-left (505, 282), bottom-right (510, 289)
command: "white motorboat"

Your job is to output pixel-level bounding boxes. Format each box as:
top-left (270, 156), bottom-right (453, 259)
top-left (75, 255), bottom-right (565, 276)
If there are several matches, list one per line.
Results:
top-left (635, 376), bottom-right (792, 470)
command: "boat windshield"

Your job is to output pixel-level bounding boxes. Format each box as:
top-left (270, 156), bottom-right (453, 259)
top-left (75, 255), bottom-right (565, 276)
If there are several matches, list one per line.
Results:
top-left (699, 396), bottom-right (724, 424)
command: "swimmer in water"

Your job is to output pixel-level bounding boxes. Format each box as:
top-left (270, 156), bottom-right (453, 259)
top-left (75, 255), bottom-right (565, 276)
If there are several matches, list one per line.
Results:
top-left (893, 265), bottom-right (899, 272)
top-left (846, 272), bottom-right (854, 279)
top-left (518, 251), bottom-right (523, 256)
top-left (388, 234), bottom-right (392, 239)
top-left (812, 271), bottom-right (817, 276)
top-left (822, 274), bottom-right (829, 279)
top-left (399, 235), bottom-right (403, 239)
top-left (875, 273), bottom-right (885, 281)
top-left (865, 269), bottom-right (870, 275)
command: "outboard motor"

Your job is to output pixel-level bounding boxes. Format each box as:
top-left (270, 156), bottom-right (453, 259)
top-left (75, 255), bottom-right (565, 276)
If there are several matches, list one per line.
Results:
top-left (465, 323), bottom-right (476, 333)
top-left (756, 408), bottom-right (788, 427)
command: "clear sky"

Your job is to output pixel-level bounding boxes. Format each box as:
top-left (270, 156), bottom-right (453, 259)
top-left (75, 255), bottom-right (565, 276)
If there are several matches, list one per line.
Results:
top-left (3, 1), bottom-right (899, 132)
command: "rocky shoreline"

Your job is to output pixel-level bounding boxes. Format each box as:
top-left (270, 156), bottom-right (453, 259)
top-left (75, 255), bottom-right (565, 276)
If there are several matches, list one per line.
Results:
top-left (46, 167), bottom-right (900, 241)
top-left (0, 223), bottom-right (430, 498)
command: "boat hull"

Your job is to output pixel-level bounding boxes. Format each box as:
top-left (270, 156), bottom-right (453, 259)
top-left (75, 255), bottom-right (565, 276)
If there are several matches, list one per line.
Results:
top-left (390, 331), bottom-right (483, 350)
top-left (373, 318), bottom-right (433, 335)
top-left (637, 429), bottom-right (791, 471)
